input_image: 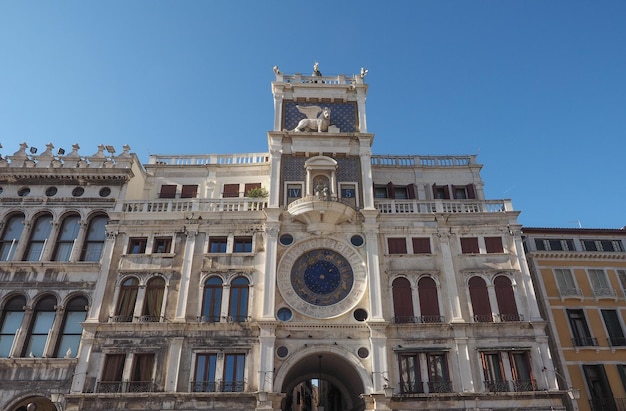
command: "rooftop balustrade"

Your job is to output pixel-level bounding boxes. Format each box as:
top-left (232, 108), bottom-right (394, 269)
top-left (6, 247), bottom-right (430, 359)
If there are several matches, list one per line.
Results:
top-left (374, 199), bottom-right (513, 214)
top-left (148, 153), bottom-right (269, 165)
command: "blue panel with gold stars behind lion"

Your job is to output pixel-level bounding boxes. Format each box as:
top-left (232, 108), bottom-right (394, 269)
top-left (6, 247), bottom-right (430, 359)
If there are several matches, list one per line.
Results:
top-left (283, 101), bottom-right (358, 132)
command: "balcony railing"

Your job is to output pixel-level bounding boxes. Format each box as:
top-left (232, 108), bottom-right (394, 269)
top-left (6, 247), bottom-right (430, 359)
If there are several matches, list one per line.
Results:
top-left (97, 380), bottom-right (155, 393)
top-left (497, 313), bottom-right (524, 322)
top-left (121, 198), bottom-right (268, 214)
top-left (559, 287), bottom-right (583, 298)
top-left (109, 315), bottom-right (162, 323)
top-left (593, 288), bottom-right (617, 298)
top-left (191, 380), bottom-right (245, 393)
top-left (608, 337), bottom-right (626, 347)
top-left (149, 153), bottom-right (269, 165)
top-left (392, 315), bottom-right (445, 324)
top-left (484, 379), bottom-right (536, 393)
top-left (398, 380), bottom-right (453, 395)
top-left (572, 337), bottom-right (598, 347)
top-left (374, 199), bottom-right (512, 215)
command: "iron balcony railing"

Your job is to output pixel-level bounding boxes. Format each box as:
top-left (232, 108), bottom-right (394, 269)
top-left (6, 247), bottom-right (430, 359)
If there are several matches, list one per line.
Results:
top-left (589, 397), bottom-right (626, 411)
top-left (484, 379), bottom-right (537, 393)
top-left (572, 337), bottom-right (599, 347)
top-left (97, 380), bottom-right (156, 393)
top-left (398, 380), bottom-right (453, 394)
top-left (191, 380), bottom-right (245, 393)
top-left (392, 315), bottom-right (445, 324)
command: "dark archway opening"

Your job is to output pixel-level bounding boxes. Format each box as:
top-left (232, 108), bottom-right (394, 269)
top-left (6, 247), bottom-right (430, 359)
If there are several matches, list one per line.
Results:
top-left (280, 352), bottom-right (365, 411)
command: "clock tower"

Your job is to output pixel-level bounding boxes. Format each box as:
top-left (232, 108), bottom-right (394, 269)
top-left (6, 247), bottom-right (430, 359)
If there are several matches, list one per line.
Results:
top-left (260, 63), bottom-right (387, 410)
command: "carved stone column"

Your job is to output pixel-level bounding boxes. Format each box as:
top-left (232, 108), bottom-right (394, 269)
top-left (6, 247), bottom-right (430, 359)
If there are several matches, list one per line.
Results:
top-left (362, 211), bottom-right (383, 320)
top-left (437, 230), bottom-right (463, 322)
top-left (261, 224), bottom-right (279, 319)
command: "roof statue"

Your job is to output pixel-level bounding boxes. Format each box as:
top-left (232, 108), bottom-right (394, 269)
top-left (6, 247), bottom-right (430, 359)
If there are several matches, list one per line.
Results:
top-left (360, 67), bottom-right (368, 78)
top-left (312, 61), bottom-right (322, 76)
top-left (292, 105), bottom-right (331, 133)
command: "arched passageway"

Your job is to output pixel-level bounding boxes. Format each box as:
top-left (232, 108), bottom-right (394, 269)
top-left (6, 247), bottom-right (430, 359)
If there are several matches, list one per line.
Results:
top-left (8, 396), bottom-right (57, 411)
top-left (278, 351), bottom-right (367, 411)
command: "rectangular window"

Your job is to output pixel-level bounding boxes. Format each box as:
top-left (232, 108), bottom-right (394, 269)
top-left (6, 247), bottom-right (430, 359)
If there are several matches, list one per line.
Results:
top-left (460, 237), bottom-right (480, 254)
top-left (193, 353), bottom-right (218, 392)
top-left (485, 237), bottom-right (504, 253)
top-left (159, 184), bottom-right (177, 199)
top-left (394, 186), bottom-right (408, 199)
top-left (152, 237), bottom-right (172, 254)
top-left (398, 353), bottom-right (422, 393)
top-left (567, 309), bottom-right (596, 346)
top-left (509, 351), bottom-right (535, 391)
top-left (534, 238), bottom-right (575, 251)
top-left (223, 184), bottom-right (240, 198)
top-left (180, 185), bottom-right (198, 199)
top-left (286, 183), bottom-right (303, 205)
top-left (244, 183), bottom-right (261, 196)
top-left (481, 352), bottom-right (508, 392)
top-left (99, 354), bottom-right (126, 393)
top-left (374, 185), bottom-right (388, 199)
top-left (233, 237), bottom-right (252, 253)
top-left (582, 240), bottom-right (598, 251)
top-left (618, 270), bottom-right (626, 294)
top-left (432, 184), bottom-right (450, 199)
top-left (412, 237), bottom-right (431, 254)
top-left (388, 238), bottom-right (407, 254)
top-left (583, 365), bottom-right (614, 410)
top-left (582, 239), bottom-right (625, 252)
top-left (427, 353), bottom-right (451, 393)
top-left (128, 237), bottom-right (147, 254)
top-left (602, 309), bottom-right (626, 346)
top-left (223, 353), bottom-right (246, 392)
top-left (209, 237), bottom-right (228, 253)
top-left (129, 353), bottom-right (155, 392)
top-left (589, 269), bottom-right (614, 298)
top-left (554, 269), bottom-right (579, 297)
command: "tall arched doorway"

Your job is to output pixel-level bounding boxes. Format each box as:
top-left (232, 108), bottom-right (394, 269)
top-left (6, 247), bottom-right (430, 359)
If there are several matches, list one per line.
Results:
top-left (276, 350), bottom-right (368, 411)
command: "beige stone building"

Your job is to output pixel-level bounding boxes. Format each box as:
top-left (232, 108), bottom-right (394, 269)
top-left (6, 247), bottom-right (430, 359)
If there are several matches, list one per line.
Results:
top-left (0, 66), bottom-right (566, 410)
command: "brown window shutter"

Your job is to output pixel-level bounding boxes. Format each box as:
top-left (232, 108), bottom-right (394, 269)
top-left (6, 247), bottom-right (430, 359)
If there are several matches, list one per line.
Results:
top-left (443, 185), bottom-right (450, 199)
top-left (244, 183), bottom-right (261, 195)
top-left (387, 182), bottom-right (395, 199)
top-left (412, 237), bottom-right (431, 254)
top-left (469, 276), bottom-right (492, 321)
top-left (159, 185), bottom-right (177, 199)
top-left (485, 237), bottom-right (504, 253)
top-left (392, 277), bottom-right (414, 321)
top-left (181, 185), bottom-right (198, 199)
top-left (418, 277), bottom-right (440, 318)
top-left (223, 184), bottom-right (240, 198)
top-left (461, 237), bottom-right (480, 254)
top-left (495, 276), bottom-right (519, 319)
top-left (466, 184), bottom-right (476, 199)
top-left (407, 183), bottom-right (416, 199)
top-left (388, 238), bottom-right (407, 254)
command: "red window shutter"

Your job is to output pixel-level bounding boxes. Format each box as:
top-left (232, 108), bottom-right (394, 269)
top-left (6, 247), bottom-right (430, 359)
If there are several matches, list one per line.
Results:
top-left (466, 184), bottom-right (476, 199)
top-left (181, 185), bottom-right (198, 199)
top-left (407, 184), bottom-right (416, 199)
top-left (412, 237), bottom-right (431, 254)
top-left (387, 182), bottom-right (395, 199)
top-left (469, 276), bottom-right (492, 321)
top-left (485, 237), bottom-right (504, 253)
top-left (159, 185), bottom-right (177, 199)
top-left (495, 276), bottom-right (519, 319)
top-left (418, 277), bottom-right (440, 319)
top-left (223, 184), bottom-right (240, 198)
top-left (388, 238), bottom-right (407, 254)
top-left (392, 277), bottom-right (414, 321)
top-left (461, 237), bottom-right (480, 254)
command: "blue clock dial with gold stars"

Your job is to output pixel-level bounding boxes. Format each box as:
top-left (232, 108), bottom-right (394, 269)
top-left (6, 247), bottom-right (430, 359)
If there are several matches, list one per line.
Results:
top-left (290, 249), bottom-right (354, 306)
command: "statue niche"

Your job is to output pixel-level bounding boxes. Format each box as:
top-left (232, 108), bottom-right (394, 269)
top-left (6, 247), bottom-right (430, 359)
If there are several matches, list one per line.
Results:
top-left (293, 105), bottom-right (331, 133)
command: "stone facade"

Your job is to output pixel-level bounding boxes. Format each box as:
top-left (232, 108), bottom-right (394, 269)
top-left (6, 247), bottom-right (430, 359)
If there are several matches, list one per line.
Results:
top-left (0, 67), bottom-right (566, 410)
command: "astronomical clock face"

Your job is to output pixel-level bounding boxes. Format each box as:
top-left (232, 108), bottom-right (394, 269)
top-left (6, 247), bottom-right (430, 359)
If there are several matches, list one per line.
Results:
top-left (278, 238), bottom-right (367, 319)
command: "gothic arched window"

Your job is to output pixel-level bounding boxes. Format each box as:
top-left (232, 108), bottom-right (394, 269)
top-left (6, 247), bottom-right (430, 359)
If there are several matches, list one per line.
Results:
top-left (418, 277), bottom-right (441, 323)
top-left (23, 213), bottom-right (53, 261)
top-left (0, 214), bottom-right (25, 261)
top-left (392, 277), bottom-right (414, 324)
top-left (202, 277), bottom-right (223, 322)
top-left (54, 296), bottom-right (88, 357)
top-left (0, 295), bottom-right (26, 357)
top-left (53, 214), bottom-right (80, 261)
top-left (469, 276), bottom-right (492, 322)
top-left (228, 277), bottom-right (249, 322)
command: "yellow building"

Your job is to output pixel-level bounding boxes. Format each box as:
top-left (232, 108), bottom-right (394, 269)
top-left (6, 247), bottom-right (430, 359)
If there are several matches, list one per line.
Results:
top-left (524, 227), bottom-right (626, 411)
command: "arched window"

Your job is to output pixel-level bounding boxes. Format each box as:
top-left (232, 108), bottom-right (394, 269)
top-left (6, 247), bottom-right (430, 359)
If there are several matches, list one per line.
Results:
top-left (494, 276), bottom-right (520, 321)
top-left (142, 277), bottom-right (165, 322)
top-left (469, 276), bottom-right (492, 322)
top-left (23, 214), bottom-right (53, 261)
top-left (228, 277), bottom-right (249, 322)
top-left (202, 277), bottom-right (223, 322)
top-left (53, 215), bottom-right (80, 261)
top-left (81, 215), bottom-right (108, 262)
top-left (54, 296), bottom-right (88, 357)
top-left (392, 277), bottom-right (414, 324)
top-left (418, 277), bottom-right (441, 323)
top-left (23, 295), bottom-right (57, 357)
top-left (0, 295), bottom-right (26, 357)
top-left (0, 214), bottom-right (25, 261)
top-left (115, 277), bottom-right (139, 322)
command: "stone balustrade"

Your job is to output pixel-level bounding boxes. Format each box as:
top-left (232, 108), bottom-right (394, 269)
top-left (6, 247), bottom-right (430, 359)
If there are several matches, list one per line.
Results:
top-left (121, 198), bottom-right (268, 213)
top-left (374, 199), bottom-right (513, 214)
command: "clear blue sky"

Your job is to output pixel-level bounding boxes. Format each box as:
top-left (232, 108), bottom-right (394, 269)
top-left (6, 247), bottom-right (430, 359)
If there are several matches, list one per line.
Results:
top-left (1, 1), bottom-right (624, 229)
